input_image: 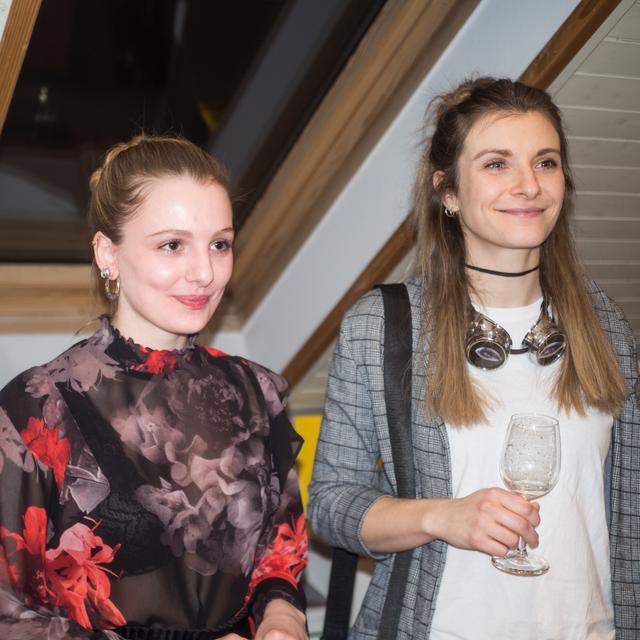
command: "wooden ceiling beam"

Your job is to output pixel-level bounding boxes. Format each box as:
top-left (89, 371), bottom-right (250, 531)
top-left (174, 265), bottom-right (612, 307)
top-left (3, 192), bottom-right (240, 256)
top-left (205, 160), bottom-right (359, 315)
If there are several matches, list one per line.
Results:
top-left (520, 0), bottom-right (622, 88)
top-left (0, 264), bottom-right (102, 333)
top-left (0, 263), bottom-right (242, 334)
top-left (0, 0), bottom-right (41, 134)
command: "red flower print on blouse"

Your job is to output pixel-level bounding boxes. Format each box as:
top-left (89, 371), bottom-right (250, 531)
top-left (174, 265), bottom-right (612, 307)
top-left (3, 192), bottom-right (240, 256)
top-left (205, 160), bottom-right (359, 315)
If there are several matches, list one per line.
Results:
top-left (247, 513), bottom-right (308, 595)
top-left (129, 347), bottom-right (180, 375)
top-left (202, 345), bottom-right (227, 358)
top-left (0, 506), bottom-right (126, 630)
top-left (20, 417), bottom-right (70, 488)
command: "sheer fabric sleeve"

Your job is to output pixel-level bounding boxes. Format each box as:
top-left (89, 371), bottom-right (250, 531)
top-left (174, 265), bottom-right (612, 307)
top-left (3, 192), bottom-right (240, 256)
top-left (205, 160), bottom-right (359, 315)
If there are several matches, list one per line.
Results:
top-left (243, 363), bottom-right (308, 630)
top-left (0, 375), bottom-right (124, 640)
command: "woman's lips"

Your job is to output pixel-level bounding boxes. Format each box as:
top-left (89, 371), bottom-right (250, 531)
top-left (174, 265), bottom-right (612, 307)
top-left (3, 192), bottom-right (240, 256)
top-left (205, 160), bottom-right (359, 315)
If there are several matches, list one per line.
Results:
top-left (500, 207), bottom-right (545, 217)
top-left (172, 295), bottom-right (211, 310)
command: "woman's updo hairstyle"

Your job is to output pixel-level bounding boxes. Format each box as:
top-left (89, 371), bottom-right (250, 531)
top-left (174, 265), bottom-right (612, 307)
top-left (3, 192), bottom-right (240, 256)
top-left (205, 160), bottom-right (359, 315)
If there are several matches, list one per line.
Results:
top-left (88, 134), bottom-right (229, 245)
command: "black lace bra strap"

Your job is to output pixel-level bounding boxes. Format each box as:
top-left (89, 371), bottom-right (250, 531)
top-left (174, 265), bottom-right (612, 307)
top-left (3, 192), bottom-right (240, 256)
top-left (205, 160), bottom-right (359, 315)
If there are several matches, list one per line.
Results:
top-left (56, 383), bottom-right (145, 492)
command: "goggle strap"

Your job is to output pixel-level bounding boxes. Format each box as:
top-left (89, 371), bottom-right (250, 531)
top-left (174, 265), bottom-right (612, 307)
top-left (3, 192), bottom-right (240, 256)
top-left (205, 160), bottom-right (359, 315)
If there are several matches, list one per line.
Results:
top-left (510, 346), bottom-right (529, 355)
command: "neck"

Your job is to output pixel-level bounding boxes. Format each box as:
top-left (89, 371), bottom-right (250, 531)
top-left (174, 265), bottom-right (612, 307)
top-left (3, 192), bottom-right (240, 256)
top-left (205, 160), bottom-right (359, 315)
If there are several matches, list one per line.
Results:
top-left (112, 312), bottom-right (188, 351)
top-left (465, 250), bottom-right (542, 307)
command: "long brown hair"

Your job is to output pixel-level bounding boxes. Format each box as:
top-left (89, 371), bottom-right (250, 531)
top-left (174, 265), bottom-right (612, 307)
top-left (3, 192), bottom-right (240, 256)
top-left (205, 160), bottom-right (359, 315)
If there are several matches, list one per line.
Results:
top-left (413, 77), bottom-right (627, 425)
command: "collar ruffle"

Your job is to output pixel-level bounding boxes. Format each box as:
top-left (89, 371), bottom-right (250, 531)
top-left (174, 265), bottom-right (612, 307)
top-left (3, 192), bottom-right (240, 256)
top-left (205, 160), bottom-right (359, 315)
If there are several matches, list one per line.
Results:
top-left (98, 316), bottom-right (198, 374)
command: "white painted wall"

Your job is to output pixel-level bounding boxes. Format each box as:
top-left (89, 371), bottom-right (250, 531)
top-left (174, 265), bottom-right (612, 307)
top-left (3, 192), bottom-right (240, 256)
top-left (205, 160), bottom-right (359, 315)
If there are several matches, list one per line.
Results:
top-left (0, 0), bottom-right (12, 42)
top-left (0, 333), bottom-right (77, 387)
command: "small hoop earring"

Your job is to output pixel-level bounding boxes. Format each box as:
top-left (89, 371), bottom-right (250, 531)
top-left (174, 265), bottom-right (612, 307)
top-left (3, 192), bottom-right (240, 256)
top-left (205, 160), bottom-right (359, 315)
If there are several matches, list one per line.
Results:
top-left (444, 207), bottom-right (458, 218)
top-left (100, 267), bottom-right (120, 301)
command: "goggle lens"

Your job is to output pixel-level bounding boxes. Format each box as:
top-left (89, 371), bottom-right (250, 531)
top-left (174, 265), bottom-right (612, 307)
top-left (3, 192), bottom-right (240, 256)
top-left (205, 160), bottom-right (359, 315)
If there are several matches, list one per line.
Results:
top-left (467, 341), bottom-right (507, 370)
top-left (536, 333), bottom-right (566, 365)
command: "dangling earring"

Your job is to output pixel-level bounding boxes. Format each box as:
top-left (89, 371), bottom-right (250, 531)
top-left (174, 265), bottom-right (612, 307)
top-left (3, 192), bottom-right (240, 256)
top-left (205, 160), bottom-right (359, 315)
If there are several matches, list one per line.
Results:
top-left (100, 267), bottom-right (120, 301)
top-left (444, 206), bottom-right (458, 218)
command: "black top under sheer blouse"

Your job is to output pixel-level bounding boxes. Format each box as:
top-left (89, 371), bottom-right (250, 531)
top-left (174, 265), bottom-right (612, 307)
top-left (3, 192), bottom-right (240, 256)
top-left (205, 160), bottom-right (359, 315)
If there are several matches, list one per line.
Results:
top-left (0, 318), bottom-right (307, 639)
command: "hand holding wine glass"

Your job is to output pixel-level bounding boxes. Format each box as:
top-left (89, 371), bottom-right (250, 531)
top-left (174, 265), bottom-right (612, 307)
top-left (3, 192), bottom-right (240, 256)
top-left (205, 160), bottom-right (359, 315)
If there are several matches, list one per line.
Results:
top-left (491, 413), bottom-right (561, 576)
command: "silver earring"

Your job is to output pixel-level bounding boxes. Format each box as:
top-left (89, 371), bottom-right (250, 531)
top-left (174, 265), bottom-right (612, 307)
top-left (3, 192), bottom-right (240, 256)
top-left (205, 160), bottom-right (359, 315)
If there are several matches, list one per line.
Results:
top-left (444, 207), bottom-right (458, 218)
top-left (100, 267), bottom-right (120, 301)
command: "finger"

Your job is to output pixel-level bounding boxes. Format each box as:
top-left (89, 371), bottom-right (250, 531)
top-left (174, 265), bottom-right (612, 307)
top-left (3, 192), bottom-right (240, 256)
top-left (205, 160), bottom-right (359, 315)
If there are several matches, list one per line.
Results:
top-left (477, 498), bottom-right (538, 549)
top-left (497, 492), bottom-right (541, 526)
top-left (477, 491), bottom-right (535, 530)
top-left (499, 510), bottom-right (539, 547)
top-left (470, 524), bottom-right (513, 557)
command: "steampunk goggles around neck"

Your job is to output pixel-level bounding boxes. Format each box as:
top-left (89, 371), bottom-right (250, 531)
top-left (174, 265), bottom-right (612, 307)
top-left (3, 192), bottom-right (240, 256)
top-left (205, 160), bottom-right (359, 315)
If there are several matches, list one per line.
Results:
top-left (465, 298), bottom-right (566, 370)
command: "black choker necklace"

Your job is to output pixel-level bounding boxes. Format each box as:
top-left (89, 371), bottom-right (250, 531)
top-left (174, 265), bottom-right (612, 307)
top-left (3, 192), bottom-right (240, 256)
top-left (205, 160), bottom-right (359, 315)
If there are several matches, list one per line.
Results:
top-left (465, 263), bottom-right (540, 278)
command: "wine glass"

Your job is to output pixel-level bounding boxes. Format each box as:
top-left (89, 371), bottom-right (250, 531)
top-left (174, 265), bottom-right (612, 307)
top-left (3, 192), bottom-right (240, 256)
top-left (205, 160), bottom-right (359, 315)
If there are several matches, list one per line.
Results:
top-left (491, 413), bottom-right (560, 576)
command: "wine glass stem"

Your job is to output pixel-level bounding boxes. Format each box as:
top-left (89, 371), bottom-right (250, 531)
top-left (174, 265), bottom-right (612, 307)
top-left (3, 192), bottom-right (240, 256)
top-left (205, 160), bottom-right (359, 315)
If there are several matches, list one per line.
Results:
top-left (515, 536), bottom-right (528, 558)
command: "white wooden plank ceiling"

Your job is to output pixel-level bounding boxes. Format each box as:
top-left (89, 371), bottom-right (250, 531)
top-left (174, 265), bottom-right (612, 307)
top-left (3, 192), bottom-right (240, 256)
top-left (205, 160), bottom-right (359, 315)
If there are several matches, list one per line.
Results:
top-left (289, 2), bottom-right (640, 413)
top-left (553, 0), bottom-right (640, 345)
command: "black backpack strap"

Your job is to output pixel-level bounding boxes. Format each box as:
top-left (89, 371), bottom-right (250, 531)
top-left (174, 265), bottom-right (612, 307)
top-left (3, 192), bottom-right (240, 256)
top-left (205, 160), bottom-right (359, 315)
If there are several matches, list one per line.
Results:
top-left (378, 283), bottom-right (414, 639)
top-left (320, 547), bottom-right (359, 640)
top-left (321, 284), bottom-right (413, 640)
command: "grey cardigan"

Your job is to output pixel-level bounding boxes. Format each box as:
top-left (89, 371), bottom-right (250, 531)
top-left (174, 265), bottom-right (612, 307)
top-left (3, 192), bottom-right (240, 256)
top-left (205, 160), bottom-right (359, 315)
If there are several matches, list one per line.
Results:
top-left (307, 276), bottom-right (640, 639)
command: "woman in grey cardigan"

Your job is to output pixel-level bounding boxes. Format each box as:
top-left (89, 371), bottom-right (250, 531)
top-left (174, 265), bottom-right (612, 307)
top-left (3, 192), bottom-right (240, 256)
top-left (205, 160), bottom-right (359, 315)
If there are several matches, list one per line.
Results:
top-left (308, 78), bottom-right (639, 639)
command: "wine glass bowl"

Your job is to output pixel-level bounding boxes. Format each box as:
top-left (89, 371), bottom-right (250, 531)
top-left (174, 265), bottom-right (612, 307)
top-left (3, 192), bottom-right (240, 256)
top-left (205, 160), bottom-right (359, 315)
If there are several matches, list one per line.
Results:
top-left (491, 413), bottom-right (561, 576)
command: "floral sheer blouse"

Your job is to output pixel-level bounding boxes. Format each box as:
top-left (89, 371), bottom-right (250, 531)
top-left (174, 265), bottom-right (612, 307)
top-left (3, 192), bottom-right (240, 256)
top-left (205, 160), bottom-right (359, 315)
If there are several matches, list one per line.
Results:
top-left (0, 318), bottom-right (307, 639)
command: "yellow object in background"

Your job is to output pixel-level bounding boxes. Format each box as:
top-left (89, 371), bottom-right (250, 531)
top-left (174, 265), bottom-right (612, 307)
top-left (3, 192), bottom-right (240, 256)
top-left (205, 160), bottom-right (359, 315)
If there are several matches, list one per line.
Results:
top-left (292, 414), bottom-right (322, 513)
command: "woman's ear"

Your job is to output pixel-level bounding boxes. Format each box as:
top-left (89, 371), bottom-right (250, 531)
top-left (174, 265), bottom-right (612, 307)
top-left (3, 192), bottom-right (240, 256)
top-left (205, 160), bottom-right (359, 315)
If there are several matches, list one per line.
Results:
top-left (433, 171), bottom-right (460, 213)
top-left (93, 231), bottom-right (119, 278)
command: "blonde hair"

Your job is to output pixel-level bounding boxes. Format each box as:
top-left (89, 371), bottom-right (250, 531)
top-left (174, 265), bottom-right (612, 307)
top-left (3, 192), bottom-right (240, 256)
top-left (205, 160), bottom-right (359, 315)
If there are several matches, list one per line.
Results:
top-left (413, 77), bottom-right (627, 425)
top-left (88, 134), bottom-right (229, 302)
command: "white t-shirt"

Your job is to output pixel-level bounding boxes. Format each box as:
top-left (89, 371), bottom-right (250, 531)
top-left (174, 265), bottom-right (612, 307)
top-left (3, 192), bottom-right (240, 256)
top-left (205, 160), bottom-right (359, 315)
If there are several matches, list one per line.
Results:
top-left (429, 298), bottom-right (614, 640)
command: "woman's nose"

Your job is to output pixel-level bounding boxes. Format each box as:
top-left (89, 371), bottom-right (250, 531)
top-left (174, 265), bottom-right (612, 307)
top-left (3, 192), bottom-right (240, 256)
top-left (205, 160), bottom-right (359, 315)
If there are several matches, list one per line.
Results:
top-left (512, 166), bottom-right (541, 198)
top-left (186, 249), bottom-right (214, 286)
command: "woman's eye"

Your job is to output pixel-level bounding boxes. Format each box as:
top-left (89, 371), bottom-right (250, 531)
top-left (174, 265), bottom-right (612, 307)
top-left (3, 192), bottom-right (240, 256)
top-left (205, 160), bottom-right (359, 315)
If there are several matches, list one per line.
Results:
top-left (211, 239), bottom-right (231, 252)
top-left (485, 160), bottom-right (505, 170)
top-left (160, 240), bottom-right (181, 252)
top-left (538, 158), bottom-right (558, 169)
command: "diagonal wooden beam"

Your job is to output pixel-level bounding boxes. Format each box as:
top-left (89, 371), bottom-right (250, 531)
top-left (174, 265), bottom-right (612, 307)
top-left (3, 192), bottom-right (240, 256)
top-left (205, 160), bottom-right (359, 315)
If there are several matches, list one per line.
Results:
top-left (282, 0), bottom-right (623, 389)
top-left (520, 0), bottom-right (622, 88)
top-left (0, 0), bottom-right (41, 134)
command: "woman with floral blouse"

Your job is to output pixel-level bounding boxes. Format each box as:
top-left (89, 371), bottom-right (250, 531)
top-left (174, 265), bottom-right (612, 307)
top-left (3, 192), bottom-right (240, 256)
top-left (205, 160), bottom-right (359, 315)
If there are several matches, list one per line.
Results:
top-left (0, 135), bottom-right (308, 640)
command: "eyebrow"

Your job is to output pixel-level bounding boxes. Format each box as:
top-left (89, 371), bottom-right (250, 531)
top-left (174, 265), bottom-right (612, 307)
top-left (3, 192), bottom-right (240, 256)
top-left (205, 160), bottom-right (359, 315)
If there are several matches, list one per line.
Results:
top-left (472, 147), bottom-right (561, 161)
top-left (146, 226), bottom-right (234, 238)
